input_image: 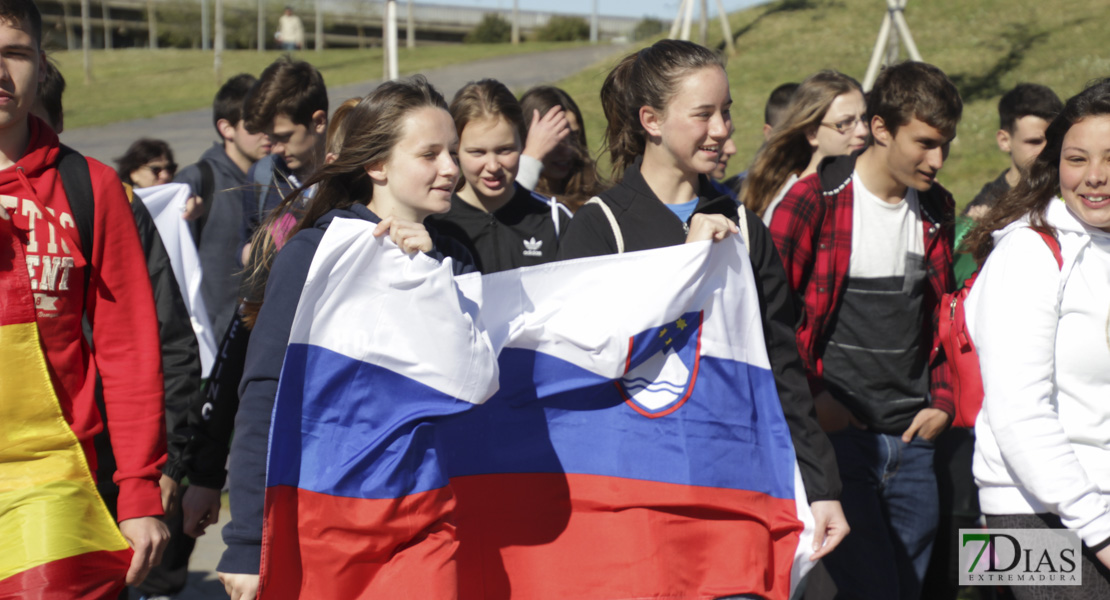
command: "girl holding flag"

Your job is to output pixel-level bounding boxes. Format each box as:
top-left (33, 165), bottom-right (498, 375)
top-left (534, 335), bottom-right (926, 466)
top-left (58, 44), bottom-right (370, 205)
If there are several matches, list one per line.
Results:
top-left (556, 39), bottom-right (848, 596)
top-left (218, 76), bottom-right (474, 600)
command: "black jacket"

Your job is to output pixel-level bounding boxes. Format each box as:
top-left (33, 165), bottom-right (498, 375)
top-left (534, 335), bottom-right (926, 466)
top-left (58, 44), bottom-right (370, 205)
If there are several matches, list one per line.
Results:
top-left (557, 158), bottom-right (841, 503)
top-left (429, 184), bottom-right (571, 274)
top-left (131, 198), bottom-right (202, 482)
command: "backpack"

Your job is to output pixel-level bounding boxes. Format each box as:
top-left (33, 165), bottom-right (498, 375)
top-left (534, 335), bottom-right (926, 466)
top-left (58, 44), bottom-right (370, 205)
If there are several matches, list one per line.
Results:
top-left (57, 145), bottom-right (94, 293)
top-left (188, 159), bottom-right (216, 245)
top-left (939, 229), bottom-right (1062, 428)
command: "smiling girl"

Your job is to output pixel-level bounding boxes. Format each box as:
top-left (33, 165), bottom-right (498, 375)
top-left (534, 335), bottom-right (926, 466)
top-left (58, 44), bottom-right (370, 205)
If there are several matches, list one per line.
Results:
top-left (218, 76), bottom-right (474, 600)
top-left (964, 78), bottom-right (1110, 598)
top-left (556, 39), bottom-right (848, 597)
top-left (428, 79), bottom-right (571, 274)
top-left (741, 70), bottom-right (866, 224)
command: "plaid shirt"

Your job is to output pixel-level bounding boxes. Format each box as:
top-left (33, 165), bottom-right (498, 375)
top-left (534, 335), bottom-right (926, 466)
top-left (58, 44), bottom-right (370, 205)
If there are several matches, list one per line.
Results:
top-left (768, 154), bottom-right (956, 416)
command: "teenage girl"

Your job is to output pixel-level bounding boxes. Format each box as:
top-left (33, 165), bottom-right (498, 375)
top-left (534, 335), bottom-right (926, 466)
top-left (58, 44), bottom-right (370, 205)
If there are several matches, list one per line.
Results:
top-left (217, 76), bottom-right (474, 600)
top-left (741, 70), bottom-right (867, 224)
top-left (428, 79), bottom-right (571, 273)
top-left (555, 39), bottom-right (848, 586)
top-left (963, 79), bottom-right (1110, 598)
top-left (518, 85), bottom-right (606, 212)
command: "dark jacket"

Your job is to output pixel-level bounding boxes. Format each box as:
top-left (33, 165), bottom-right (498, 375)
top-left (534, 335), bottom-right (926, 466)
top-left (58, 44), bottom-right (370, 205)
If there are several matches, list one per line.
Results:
top-left (428, 184), bottom-right (572, 274)
top-left (175, 143), bottom-right (253, 339)
top-left (239, 153), bottom-right (299, 256)
top-left (218, 203), bottom-right (474, 574)
top-left (130, 199), bottom-right (202, 482)
top-left (557, 158), bottom-right (841, 503)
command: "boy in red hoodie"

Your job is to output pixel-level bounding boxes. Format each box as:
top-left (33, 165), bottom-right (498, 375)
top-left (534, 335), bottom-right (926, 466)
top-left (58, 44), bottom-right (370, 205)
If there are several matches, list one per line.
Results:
top-left (0, 0), bottom-right (169, 590)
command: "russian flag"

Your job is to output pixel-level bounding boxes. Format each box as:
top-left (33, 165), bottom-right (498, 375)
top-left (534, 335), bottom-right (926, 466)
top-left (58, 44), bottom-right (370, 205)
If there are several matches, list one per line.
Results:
top-left (261, 218), bottom-right (813, 599)
top-left (0, 211), bottom-right (131, 599)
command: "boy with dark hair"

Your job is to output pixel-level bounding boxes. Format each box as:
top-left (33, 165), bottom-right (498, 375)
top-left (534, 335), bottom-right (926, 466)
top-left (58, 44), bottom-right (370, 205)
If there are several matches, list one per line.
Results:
top-left (770, 61), bottom-right (962, 599)
top-left (238, 56), bottom-right (328, 262)
top-left (31, 54), bottom-right (64, 132)
top-left (963, 83), bottom-right (1062, 219)
top-left (763, 81), bottom-right (799, 140)
top-left (0, 0), bottom-right (169, 594)
top-left (218, 56), bottom-right (328, 600)
top-left (175, 73), bottom-right (271, 341)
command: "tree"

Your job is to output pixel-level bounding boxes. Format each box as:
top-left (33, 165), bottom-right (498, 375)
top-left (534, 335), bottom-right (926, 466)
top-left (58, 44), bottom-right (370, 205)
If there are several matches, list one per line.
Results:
top-left (632, 17), bottom-right (665, 41)
top-left (466, 13), bottom-right (511, 44)
top-left (536, 15), bottom-right (589, 42)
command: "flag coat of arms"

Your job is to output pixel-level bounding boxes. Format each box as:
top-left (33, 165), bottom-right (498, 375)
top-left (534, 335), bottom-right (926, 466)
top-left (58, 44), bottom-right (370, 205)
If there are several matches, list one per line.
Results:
top-left (262, 218), bottom-right (813, 599)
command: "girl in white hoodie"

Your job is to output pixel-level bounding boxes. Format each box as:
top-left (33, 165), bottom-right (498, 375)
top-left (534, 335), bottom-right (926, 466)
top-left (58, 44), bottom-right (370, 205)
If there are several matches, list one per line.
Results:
top-left (963, 79), bottom-right (1110, 598)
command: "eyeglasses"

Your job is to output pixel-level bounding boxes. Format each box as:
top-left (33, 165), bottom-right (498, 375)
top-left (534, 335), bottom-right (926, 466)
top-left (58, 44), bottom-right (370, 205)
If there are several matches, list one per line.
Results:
top-left (820, 116), bottom-right (868, 135)
top-left (145, 163), bottom-right (177, 178)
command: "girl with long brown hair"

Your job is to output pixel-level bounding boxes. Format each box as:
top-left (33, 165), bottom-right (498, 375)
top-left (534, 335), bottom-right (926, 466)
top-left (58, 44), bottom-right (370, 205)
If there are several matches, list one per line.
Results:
top-left (740, 70), bottom-right (866, 224)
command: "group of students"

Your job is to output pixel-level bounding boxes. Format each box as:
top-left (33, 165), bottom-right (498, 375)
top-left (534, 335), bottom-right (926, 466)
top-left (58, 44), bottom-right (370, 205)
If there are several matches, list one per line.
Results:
top-left (3, 0), bottom-right (1108, 595)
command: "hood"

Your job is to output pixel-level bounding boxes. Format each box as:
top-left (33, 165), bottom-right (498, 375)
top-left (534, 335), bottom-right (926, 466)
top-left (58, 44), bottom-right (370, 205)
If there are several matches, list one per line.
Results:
top-left (199, 142), bottom-right (248, 181)
top-left (313, 202), bottom-right (381, 231)
top-left (4, 116), bottom-right (61, 182)
top-left (993, 199), bottom-right (1109, 244)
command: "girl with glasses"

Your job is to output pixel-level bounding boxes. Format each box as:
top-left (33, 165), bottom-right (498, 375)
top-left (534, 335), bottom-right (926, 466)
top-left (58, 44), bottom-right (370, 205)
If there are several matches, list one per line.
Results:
top-left (741, 70), bottom-right (867, 225)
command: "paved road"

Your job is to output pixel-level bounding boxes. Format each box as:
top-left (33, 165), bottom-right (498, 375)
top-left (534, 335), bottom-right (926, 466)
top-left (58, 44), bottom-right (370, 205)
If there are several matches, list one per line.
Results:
top-left (62, 43), bottom-right (627, 170)
top-left (100, 43), bottom-right (629, 600)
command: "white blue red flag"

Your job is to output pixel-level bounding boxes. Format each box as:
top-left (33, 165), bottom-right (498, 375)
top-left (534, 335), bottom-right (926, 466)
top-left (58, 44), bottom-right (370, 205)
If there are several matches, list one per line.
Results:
top-left (261, 218), bottom-right (813, 600)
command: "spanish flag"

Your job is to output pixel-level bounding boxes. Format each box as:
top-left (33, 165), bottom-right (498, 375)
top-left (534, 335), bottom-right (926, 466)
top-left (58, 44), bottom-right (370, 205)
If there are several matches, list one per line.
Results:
top-left (0, 213), bottom-right (131, 598)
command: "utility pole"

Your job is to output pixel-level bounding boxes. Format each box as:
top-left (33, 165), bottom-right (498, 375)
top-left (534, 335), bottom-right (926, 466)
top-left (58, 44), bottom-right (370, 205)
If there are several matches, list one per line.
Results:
top-left (384, 0), bottom-right (398, 80)
top-left (407, 0), bottom-right (415, 48)
top-left (215, 0), bottom-right (224, 82)
top-left (81, 0), bottom-right (92, 83)
top-left (668, 0), bottom-right (685, 39)
top-left (102, 0), bottom-right (112, 50)
top-left (511, 0), bottom-right (520, 45)
top-left (147, 0), bottom-right (157, 49)
top-left (589, 0), bottom-right (597, 44)
top-left (316, 0), bottom-right (324, 51)
top-left (257, 0), bottom-right (265, 52)
top-left (201, 0), bottom-right (210, 50)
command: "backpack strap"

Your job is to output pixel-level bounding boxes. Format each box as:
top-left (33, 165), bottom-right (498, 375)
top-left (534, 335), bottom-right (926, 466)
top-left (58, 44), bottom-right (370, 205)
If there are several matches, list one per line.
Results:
top-left (737, 204), bottom-right (751, 251)
top-left (550, 197), bottom-right (561, 239)
top-left (1033, 229), bottom-right (1064, 269)
top-left (57, 144), bottom-right (94, 293)
top-left (586, 196), bottom-right (623, 254)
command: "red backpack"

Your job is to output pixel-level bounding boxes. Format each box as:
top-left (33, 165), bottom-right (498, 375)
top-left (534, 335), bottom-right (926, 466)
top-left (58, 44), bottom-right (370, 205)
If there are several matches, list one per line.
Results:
top-left (940, 229), bottom-right (1063, 428)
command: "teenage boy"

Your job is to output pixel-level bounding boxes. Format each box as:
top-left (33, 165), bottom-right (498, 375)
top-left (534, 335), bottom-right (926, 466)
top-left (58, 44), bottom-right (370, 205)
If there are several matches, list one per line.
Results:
top-left (238, 56), bottom-right (328, 264)
top-left (217, 55), bottom-right (327, 600)
top-left (769, 61), bottom-right (962, 599)
top-left (964, 83), bottom-right (1062, 219)
top-left (0, 0), bottom-right (168, 593)
top-left (175, 73), bottom-right (272, 342)
top-left (725, 82), bottom-right (798, 194)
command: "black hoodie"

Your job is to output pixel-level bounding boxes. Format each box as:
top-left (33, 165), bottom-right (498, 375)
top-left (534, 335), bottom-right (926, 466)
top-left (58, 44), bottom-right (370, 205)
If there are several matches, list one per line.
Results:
top-left (557, 157), bottom-right (841, 504)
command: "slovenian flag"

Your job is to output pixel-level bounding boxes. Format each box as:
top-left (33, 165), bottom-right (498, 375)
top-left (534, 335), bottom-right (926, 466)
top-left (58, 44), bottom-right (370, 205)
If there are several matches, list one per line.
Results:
top-left (261, 218), bottom-right (813, 599)
top-left (0, 210), bottom-right (131, 598)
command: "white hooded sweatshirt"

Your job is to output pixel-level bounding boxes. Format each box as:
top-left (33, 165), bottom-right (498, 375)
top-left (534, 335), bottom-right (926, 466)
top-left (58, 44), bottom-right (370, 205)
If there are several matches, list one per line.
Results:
top-left (968, 199), bottom-right (1110, 550)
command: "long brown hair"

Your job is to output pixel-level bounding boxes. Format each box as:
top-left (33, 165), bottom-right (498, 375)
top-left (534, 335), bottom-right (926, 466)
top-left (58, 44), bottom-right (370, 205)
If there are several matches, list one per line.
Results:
top-left (519, 85), bottom-right (605, 211)
top-left (241, 75), bottom-right (449, 326)
top-left (600, 39), bottom-right (726, 181)
top-left (740, 70), bottom-right (861, 217)
top-left (964, 78), bottom-right (1110, 263)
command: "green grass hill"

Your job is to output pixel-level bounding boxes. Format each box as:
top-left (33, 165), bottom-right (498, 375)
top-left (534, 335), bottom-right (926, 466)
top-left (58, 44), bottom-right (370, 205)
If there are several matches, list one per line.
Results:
top-left (557, 0), bottom-right (1110, 209)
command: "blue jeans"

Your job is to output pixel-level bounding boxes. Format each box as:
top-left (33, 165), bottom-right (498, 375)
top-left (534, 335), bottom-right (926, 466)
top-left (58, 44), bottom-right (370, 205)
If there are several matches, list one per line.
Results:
top-left (822, 427), bottom-right (938, 600)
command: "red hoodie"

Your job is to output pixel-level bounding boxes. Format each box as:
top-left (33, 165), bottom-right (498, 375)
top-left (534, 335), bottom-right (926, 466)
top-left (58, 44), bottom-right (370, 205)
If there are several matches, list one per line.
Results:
top-left (2, 118), bottom-right (165, 522)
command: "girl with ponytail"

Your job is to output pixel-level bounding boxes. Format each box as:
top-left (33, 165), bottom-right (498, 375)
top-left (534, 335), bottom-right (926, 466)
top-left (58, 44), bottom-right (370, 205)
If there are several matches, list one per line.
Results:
top-left (556, 41), bottom-right (848, 591)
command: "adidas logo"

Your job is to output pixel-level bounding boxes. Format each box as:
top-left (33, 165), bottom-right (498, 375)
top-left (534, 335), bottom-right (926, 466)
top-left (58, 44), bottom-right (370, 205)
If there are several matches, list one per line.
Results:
top-left (522, 237), bottom-right (543, 257)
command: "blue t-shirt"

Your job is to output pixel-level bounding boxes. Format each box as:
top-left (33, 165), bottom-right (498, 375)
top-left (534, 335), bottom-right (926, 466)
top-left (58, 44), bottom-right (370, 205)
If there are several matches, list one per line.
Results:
top-left (666, 197), bottom-right (699, 225)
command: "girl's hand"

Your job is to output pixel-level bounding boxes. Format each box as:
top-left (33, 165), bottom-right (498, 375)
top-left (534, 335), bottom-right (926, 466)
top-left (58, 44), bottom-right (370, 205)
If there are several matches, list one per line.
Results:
top-left (685, 213), bottom-right (738, 244)
top-left (373, 216), bottom-right (433, 254)
top-left (523, 107), bottom-right (570, 161)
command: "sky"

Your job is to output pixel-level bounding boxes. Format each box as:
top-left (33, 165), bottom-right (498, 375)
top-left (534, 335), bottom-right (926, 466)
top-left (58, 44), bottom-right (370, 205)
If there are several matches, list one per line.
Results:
top-left (453, 0), bottom-right (766, 21)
